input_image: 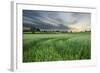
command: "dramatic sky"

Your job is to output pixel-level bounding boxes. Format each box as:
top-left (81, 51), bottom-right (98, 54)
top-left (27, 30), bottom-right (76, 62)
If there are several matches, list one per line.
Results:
top-left (23, 10), bottom-right (91, 32)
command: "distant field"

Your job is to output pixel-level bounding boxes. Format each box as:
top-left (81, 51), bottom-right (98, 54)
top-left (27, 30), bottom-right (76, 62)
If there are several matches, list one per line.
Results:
top-left (23, 32), bottom-right (91, 62)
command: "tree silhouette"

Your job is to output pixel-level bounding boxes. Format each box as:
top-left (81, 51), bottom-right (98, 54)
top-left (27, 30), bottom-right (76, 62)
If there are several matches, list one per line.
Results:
top-left (31, 25), bottom-right (40, 33)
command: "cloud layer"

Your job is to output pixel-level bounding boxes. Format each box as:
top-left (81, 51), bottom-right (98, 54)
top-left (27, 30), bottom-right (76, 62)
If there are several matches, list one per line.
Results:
top-left (23, 10), bottom-right (91, 32)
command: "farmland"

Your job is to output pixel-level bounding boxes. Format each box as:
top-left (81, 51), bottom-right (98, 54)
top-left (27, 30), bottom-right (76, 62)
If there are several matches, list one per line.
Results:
top-left (23, 32), bottom-right (91, 62)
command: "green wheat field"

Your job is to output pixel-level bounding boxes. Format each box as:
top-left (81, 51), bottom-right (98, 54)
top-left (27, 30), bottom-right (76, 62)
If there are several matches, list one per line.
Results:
top-left (23, 32), bottom-right (91, 62)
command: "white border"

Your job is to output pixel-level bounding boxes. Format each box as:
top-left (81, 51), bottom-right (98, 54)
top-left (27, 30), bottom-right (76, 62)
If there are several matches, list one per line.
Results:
top-left (11, 1), bottom-right (97, 71)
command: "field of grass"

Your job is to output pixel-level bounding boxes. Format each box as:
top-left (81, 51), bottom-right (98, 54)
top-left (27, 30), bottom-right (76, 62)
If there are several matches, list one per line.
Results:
top-left (23, 32), bottom-right (91, 62)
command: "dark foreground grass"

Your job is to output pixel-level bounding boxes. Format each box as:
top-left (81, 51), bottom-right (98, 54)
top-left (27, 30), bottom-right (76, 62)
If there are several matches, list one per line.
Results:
top-left (23, 32), bottom-right (91, 62)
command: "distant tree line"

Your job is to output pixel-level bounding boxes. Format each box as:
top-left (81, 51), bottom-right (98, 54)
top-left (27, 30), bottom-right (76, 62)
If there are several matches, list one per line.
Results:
top-left (23, 25), bottom-right (91, 34)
